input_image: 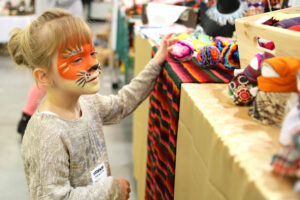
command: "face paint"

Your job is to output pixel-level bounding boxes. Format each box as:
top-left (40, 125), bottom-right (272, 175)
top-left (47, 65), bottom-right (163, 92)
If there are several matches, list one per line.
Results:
top-left (57, 42), bottom-right (101, 87)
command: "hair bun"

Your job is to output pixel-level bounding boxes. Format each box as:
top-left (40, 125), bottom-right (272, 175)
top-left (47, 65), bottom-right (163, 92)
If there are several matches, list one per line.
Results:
top-left (8, 28), bottom-right (30, 68)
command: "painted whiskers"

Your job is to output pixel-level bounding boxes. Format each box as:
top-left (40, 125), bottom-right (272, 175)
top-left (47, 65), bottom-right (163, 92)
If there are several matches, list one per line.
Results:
top-left (76, 63), bottom-right (102, 87)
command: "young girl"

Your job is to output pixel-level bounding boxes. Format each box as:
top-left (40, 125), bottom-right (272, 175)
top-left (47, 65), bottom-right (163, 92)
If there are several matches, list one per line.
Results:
top-left (8, 9), bottom-right (177, 199)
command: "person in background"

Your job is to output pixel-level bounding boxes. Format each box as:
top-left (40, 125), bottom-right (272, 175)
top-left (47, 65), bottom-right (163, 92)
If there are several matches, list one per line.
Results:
top-left (82, 0), bottom-right (92, 21)
top-left (17, 0), bottom-right (84, 138)
top-left (8, 8), bottom-right (177, 199)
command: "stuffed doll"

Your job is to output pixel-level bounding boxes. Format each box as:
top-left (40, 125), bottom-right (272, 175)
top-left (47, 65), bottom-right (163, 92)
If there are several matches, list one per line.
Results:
top-left (196, 45), bottom-right (220, 66)
top-left (271, 71), bottom-right (300, 192)
top-left (195, 38), bottom-right (240, 69)
top-left (249, 57), bottom-right (300, 127)
top-left (227, 52), bottom-right (263, 105)
top-left (169, 40), bottom-right (194, 62)
top-left (227, 52), bottom-right (274, 105)
top-left (271, 128), bottom-right (300, 192)
top-left (280, 71), bottom-right (300, 146)
top-left (211, 39), bottom-right (240, 69)
top-left (219, 41), bottom-right (240, 69)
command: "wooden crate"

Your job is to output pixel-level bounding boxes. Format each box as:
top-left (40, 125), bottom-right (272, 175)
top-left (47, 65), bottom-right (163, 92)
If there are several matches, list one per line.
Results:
top-left (235, 6), bottom-right (300, 68)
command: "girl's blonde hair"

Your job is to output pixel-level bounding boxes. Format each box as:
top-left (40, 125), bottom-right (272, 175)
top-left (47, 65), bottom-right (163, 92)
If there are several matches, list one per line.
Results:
top-left (8, 9), bottom-right (92, 70)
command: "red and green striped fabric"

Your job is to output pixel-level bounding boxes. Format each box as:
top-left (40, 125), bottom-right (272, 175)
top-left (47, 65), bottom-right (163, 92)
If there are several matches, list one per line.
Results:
top-left (145, 49), bottom-right (234, 200)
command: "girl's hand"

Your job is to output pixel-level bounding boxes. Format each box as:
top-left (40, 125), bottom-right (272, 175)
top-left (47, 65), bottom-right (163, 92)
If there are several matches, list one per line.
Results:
top-left (153, 33), bottom-right (179, 66)
top-left (116, 177), bottom-right (131, 200)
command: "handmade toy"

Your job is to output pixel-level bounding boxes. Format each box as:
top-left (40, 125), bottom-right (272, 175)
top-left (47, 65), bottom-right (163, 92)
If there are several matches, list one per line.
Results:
top-left (271, 127), bottom-right (300, 192)
top-left (271, 71), bottom-right (300, 192)
top-left (227, 52), bottom-right (271, 105)
top-left (280, 71), bottom-right (300, 145)
top-left (227, 54), bottom-right (261, 105)
top-left (211, 39), bottom-right (228, 53)
top-left (249, 57), bottom-right (300, 127)
top-left (211, 39), bottom-right (240, 69)
top-left (196, 45), bottom-right (220, 66)
top-left (169, 40), bottom-right (194, 61)
top-left (219, 41), bottom-right (240, 69)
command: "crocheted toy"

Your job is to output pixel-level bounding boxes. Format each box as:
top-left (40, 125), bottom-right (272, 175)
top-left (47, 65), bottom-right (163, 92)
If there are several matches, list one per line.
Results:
top-left (211, 39), bottom-right (240, 69)
top-left (258, 57), bottom-right (300, 92)
top-left (169, 40), bottom-right (194, 62)
top-left (271, 128), bottom-right (300, 192)
top-left (271, 71), bottom-right (300, 192)
top-left (220, 41), bottom-right (240, 69)
top-left (196, 45), bottom-right (220, 66)
top-left (227, 52), bottom-right (273, 105)
top-left (249, 57), bottom-right (300, 127)
top-left (172, 31), bottom-right (212, 52)
top-left (272, 128), bottom-right (300, 175)
top-left (211, 39), bottom-right (228, 53)
top-left (227, 72), bottom-right (256, 105)
top-left (280, 71), bottom-right (300, 146)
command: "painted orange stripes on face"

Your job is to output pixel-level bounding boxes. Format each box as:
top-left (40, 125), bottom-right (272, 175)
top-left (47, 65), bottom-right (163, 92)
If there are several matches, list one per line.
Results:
top-left (59, 62), bottom-right (67, 68)
top-left (57, 42), bottom-right (98, 80)
top-left (62, 67), bottom-right (70, 74)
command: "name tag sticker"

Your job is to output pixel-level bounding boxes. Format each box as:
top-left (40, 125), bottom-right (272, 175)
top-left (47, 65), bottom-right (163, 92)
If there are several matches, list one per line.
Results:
top-left (90, 162), bottom-right (107, 183)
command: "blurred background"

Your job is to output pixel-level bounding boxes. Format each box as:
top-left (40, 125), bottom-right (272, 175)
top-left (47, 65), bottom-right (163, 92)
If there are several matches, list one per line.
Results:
top-left (1, 0), bottom-right (300, 200)
top-left (0, 0), bottom-right (136, 199)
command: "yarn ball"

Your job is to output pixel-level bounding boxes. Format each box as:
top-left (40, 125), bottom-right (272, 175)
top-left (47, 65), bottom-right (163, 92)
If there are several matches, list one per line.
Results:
top-left (169, 40), bottom-right (194, 61)
top-left (220, 41), bottom-right (240, 69)
top-left (196, 45), bottom-right (220, 66)
top-left (211, 39), bottom-right (228, 52)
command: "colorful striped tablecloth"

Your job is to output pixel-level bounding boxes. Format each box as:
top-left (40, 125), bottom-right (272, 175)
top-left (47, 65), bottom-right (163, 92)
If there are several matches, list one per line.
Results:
top-left (145, 50), bottom-right (234, 200)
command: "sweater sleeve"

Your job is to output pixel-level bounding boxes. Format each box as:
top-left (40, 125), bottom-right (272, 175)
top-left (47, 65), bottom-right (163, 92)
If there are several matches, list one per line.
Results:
top-left (94, 59), bottom-right (161, 125)
top-left (33, 128), bottom-right (122, 200)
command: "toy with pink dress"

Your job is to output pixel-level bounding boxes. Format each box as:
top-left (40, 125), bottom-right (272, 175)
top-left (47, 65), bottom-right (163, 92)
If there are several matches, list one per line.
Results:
top-left (271, 71), bottom-right (300, 192)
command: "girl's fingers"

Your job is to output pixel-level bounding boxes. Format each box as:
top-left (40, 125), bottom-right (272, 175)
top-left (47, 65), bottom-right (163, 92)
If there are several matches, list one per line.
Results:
top-left (164, 33), bottom-right (174, 40)
top-left (168, 38), bottom-right (179, 46)
top-left (160, 39), bottom-right (168, 49)
top-left (162, 38), bottom-right (178, 49)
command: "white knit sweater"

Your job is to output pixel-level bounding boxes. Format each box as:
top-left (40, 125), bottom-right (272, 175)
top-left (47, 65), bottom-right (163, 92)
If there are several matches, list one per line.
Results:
top-left (21, 59), bottom-right (160, 199)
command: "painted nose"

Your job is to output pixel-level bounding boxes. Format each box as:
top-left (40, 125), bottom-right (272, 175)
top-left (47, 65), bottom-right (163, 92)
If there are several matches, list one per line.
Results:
top-left (88, 63), bottom-right (99, 72)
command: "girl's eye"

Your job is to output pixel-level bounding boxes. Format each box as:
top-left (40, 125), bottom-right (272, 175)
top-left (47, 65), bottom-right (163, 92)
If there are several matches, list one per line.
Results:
top-left (72, 58), bottom-right (82, 64)
top-left (91, 51), bottom-right (97, 57)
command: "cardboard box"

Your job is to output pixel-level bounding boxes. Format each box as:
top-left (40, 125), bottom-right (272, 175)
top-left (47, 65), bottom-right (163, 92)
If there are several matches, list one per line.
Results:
top-left (132, 34), bottom-right (153, 200)
top-left (175, 84), bottom-right (298, 200)
top-left (235, 6), bottom-right (300, 68)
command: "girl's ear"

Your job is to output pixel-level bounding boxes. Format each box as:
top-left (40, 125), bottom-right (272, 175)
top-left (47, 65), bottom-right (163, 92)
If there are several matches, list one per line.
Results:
top-left (33, 68), bottom-right (52, 87)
